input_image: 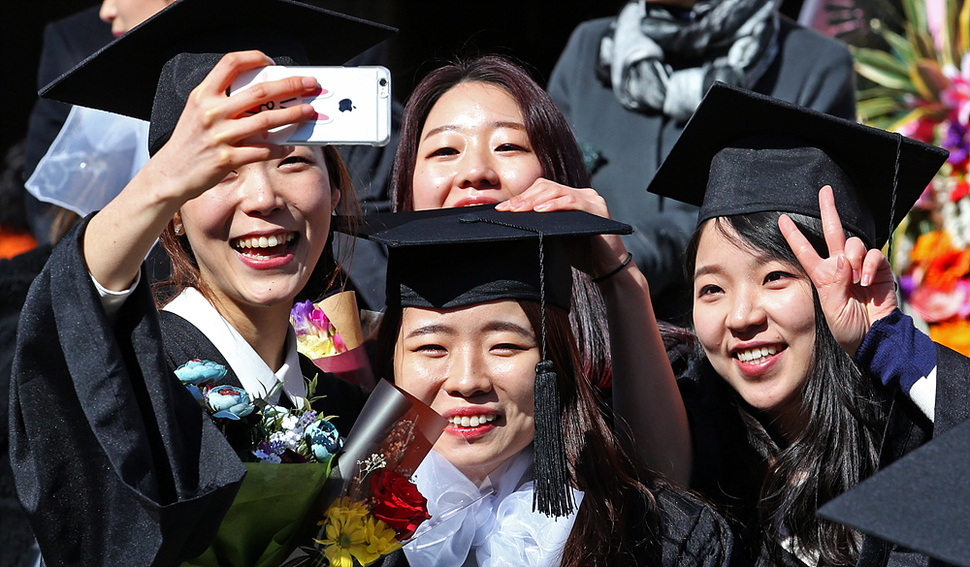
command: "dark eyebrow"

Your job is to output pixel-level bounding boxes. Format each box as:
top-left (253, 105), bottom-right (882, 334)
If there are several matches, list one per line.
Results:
top-left (421, 121), bottom-right (527, 141)
top-left (482, 320), bottom-right (535, 339)
top-left (692, 264), bottom-right (723, 282)
top-left (403, 320), bottom-right (535, 340)
top-left (404, 324), bottom-right (454, 339)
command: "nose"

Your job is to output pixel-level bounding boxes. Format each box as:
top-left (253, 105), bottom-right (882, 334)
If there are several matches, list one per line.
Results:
top-left (443, 347), bottom-right (493, 399)
top-left (237, 167), bottom-right (285, 216)
top-left (99, 0), bottom-right (117, 22)
top-left (456, 148), bottom-right (500, 190)
top-left (725, 285), bottom-right (768, 337)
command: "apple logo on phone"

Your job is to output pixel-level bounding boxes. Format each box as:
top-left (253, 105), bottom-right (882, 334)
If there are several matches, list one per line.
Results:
top-left (339, 98), bottom-right (355, 112)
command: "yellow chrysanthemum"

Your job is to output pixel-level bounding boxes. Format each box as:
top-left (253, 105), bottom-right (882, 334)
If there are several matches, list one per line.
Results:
top-left (365, 517), bottom-right (402, 557)
top-left (315, 500), bottom-right (376, 567)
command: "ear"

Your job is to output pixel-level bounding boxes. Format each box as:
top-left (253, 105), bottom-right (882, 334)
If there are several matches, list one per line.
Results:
top-left (331, 188), bottom-right (342, 213)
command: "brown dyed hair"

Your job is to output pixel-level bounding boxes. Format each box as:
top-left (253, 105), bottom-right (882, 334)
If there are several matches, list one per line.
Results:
top-left (155, 145), bottom-right (354, 306)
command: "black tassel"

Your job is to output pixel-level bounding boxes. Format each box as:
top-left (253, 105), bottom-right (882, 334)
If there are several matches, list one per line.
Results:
top-left (533, 358), bottom-right (574, 517)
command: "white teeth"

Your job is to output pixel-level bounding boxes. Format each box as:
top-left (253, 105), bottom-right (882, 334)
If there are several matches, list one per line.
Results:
top-left (448, 414), bottom-right (497, 427)
top-left (736, 346), bottom-right (778, 363)
top-left (234, 233), bottom-right (295, 249)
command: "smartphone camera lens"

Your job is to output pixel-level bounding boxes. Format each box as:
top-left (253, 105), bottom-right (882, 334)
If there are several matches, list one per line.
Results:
top-left (379, 78), bottom-right (388, 87)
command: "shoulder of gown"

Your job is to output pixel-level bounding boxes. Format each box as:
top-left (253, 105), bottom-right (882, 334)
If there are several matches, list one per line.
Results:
top-left (10, 218), bottom-right (245, 567)
top-left (650, 484), bottom-right (753, 567)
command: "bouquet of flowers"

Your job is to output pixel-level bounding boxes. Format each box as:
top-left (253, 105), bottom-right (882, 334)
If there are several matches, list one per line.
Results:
top-left (175, 360), bottom-right (344, 567)
top-left (175, 354), bottom-right (444, 567)
top-left (174, 359), bottom-right (343, 465)
top-left (292, 292), bottom-right (376, 390)
top-left (853, 0), bottom-right (970, 354)
top-left (283, 380), bottom-right (446, 567)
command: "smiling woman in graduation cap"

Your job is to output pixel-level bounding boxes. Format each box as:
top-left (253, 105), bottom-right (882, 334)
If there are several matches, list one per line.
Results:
top-left (648, 82), bottom-right (970, 567)
top-left (339, 205), bottom-right (747, 567)
top-left (8, 0), bottom-right (393, 565)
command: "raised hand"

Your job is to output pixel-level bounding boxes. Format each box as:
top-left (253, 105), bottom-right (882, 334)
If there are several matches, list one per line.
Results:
top-left (495, 178), bottom-right (628, 278)
top-left (84, 50), bottom-right (319, 291)
top-left (149, 50), bottom-right (318, 204)
top-left (778, 186), bottom-right (898, 355)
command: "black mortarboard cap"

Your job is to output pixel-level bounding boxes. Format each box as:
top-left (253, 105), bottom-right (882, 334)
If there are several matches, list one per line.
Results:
top-left (340, 204), bottom-right (632, 312)
top-left (817, 418), bottom-right (970, 567)
top-left (647, 82), bottom-right (948, 248)
top-left (335, 204), bottom-right (632, 517)
top-left (39, 0), bottom-right (395, 155)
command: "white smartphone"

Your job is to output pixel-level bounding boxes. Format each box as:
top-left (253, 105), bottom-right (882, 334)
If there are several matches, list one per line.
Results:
top-left (229, 65), bottom-right (392, 146)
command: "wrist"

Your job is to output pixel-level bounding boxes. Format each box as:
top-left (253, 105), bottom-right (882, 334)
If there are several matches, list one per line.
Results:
top-left (593, 252), bottom-right (634, 283)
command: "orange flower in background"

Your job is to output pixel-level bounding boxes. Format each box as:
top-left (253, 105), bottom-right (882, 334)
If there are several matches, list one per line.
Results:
top-left (0, 229), bottom-right (36, 259)
top-left (930, 319), bottom-right (970, 355)
top-left (912, 231), bottom-right (970, 290)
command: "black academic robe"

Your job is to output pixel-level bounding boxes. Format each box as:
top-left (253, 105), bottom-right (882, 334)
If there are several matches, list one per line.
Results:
top-left (376, 485), bottom-right (750, 567)
top-left (679, 345), bottom-right (970, 567)
top-left (9, 218), bottom-right (368, 567)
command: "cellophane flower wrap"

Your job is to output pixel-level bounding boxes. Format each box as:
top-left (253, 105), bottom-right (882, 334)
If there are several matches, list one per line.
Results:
top-left (177, 361), bottom-right (344, 567)
top-left (851, 0), bottom-right (970, 354)
top-left (291, 292), bottom-right (377, 390)
top-left (282, 379), bottom-right (446, 567)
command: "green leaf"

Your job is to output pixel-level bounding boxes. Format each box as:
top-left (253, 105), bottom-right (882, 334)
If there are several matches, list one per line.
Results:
top-left (857, 85), bottom-right (912, 100)
top-left (854, 48), bottom-right (917, 90)
top-left (901, 0), bottom-right (928, 36)
top-left (877, 27), bottom-right (917, 62)
top-left (857, 96), bottom-right (906, 120)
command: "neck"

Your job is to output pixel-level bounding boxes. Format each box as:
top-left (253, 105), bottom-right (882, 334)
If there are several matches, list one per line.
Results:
top-left (760, 398), bottom-right (808, 448)
top-left (209, 294), bottom-right (292, 371)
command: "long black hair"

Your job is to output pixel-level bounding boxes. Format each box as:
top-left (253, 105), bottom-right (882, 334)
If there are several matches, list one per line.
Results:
top-left (685, 211), bottom-right (888, 566)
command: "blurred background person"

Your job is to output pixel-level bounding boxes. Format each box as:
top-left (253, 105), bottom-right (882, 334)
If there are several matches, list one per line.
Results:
top-left (547, 0), bottom-right (856, 324)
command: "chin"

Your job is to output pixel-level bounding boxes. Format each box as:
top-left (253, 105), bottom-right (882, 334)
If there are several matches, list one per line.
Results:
top-left (739, 385), bottom-right (799, 414)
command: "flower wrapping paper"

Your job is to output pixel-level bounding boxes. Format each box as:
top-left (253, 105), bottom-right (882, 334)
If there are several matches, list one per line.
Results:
top-left (295, 291), bottom-right (377, 391)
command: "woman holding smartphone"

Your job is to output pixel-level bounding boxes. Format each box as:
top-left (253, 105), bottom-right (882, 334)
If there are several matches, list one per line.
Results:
top-left (9, 0), bottom-right (391, 565)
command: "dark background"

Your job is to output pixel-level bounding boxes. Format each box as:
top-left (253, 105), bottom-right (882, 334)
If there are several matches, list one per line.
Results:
top-left (1, 0), bottom-right (807, 162)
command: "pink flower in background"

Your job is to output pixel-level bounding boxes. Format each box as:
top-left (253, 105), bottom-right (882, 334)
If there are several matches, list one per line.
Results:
top-left (907, 284), bottom-right (968, 322)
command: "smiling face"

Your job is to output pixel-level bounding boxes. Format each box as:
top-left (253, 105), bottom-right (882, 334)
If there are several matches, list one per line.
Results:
top-left (691, 220), bottom-right (817, 419)
top-left (393, 300), bottom-right (539, 484)
top-left (177, 145), bottom-right (338, 322)
top-left (99, 0), bottom-right (173, 36)
top-left (411, 82), bottom-right (545, 210)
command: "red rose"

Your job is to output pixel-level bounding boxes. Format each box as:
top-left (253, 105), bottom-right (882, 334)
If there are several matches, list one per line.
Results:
top-left (369, 470), bottom-right (431, 540)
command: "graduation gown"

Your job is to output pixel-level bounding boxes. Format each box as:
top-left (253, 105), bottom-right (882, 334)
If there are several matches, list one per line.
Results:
top-left (678, 323), bottom-right (970, 567)
top-left (9, 218), bottom-right (368, 567)
top-left (376, 484), bottom-right (749, 567)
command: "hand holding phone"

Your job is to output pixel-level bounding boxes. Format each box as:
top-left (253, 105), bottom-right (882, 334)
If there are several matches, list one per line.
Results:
top-left (230, 65), bottom-right (392, 146)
